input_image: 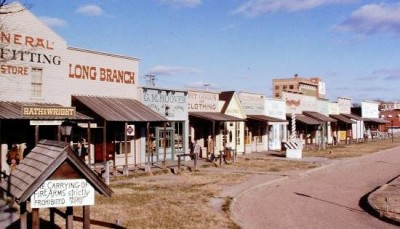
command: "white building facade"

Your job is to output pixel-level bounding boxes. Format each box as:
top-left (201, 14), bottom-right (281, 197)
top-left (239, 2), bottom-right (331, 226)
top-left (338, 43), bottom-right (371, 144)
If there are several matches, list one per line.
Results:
top-left (0, 2), bottom-right (164, 172)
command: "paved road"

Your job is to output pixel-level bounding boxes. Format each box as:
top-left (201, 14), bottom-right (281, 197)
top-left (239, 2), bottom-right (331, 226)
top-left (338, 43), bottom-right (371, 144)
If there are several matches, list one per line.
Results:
top-left (231, 146), bottom-right (400, 229)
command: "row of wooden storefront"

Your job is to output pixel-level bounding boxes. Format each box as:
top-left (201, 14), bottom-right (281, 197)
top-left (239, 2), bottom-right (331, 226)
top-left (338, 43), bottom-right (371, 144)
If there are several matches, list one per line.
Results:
top-left (0, 2), bottom-right (390, 175)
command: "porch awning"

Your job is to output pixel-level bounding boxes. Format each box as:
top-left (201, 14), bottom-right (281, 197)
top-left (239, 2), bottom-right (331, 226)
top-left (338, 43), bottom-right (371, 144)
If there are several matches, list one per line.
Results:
top-left (288, 114), bottom-right (322, 125)
top-left (247, 115), bottom-right (288, 124)
top-left (329, 114), bottom-right (356, 124)
top-left (363, 117), bottom-right (390, 124)
top-left (303, 111), bottom-right (337, 122)
top-left (0, 101), bottom-right (92, 120)
top-left (73, 95), bottom-right (167, 122)
top-left (341, 113), bottom-right (363, 120)
top-left (189, 112), bottom-right (243, 122)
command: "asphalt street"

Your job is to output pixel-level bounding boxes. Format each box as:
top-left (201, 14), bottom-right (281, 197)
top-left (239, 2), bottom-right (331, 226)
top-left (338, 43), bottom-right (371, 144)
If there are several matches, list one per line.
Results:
top-left (231, 146), bottom-right (400, 229)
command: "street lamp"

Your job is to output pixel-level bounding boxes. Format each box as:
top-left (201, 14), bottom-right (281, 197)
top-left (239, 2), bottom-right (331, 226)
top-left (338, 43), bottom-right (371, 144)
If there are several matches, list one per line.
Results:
top-left (388, 114), bottom-right (394, 143)
top-left (60, 119), bottom-right (73, 144)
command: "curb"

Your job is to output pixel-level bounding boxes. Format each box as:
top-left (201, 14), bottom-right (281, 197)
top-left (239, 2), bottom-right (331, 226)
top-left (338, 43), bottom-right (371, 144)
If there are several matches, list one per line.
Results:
top-left (366, 175), bottom-right (400, 226)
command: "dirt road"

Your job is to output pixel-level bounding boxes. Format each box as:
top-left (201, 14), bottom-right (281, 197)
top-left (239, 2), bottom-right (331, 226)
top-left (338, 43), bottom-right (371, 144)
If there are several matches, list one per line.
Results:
top-left (231, 147), bottom-right (400, 229)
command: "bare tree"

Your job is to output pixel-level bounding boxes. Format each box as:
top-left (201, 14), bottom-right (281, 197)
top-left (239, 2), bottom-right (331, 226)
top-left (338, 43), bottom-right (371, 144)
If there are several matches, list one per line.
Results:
top-left (0, 1), bottom-right (32, 64)
top-left (0, 0), bottom-right (27, 14)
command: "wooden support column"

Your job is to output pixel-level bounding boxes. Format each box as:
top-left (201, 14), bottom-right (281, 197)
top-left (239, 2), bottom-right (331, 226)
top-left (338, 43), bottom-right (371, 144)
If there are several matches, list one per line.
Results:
top-left (50, 207), bottom-right (55, 227)
top-left (234, 122), bottom-right (237, 163)
top-left (35, 125), bottom-right (39, 145)
top-left (83, 206), bottom-right (90, 229)
top-left (87, 121), bottom-right (91, 164)
top-left (20, 201), bottom-right (27, 229)
top-left (32, 208), bottom-right (40, 229)
top-left (57, 126), bottom-right (61, 141)
top-left (103, 120), bottom-right (109, 185)
top-left (163, 122), bottom-right (167, 168)
top-left (146, 122), bottom-right (151, 173)
top-left (124, 122), bottom-right (128, 176)
top-left (212, 121), bottom-right (215, 156)
top-left (66, 206), bottom-right (73, 229)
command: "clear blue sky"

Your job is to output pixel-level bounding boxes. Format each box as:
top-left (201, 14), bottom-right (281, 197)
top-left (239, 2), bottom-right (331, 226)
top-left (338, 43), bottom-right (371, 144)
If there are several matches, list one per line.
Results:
top-left (20, 0), bottom-right (400, 103)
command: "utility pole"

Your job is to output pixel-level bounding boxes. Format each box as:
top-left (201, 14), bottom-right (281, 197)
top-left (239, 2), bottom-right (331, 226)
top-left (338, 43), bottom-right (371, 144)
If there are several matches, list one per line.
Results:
top-left (145, 74), bottom-right (156, 86)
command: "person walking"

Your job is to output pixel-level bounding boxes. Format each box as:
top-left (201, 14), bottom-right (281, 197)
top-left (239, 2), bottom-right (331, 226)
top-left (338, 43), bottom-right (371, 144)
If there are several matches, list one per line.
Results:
top-left (192, 140), bottom-right (201, 160)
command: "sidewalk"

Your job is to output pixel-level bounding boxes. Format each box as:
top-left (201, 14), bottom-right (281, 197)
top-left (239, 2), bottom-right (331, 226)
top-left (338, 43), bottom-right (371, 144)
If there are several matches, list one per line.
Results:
top-left (368, 175), bottom-right (400, 226)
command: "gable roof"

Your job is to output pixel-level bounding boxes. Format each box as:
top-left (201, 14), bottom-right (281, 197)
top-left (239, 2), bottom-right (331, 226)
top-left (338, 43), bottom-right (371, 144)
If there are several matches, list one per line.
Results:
top-left (219, 91), bottom-right (235, 113)
top-left (0, 140), bottom-right (112, 202)
top-left (1, 2), bottom-right (67, 47)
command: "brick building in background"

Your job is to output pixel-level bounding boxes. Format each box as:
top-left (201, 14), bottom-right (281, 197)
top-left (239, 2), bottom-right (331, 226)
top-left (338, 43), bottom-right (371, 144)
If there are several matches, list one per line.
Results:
top-left (272, 74), bottom-right (326, 99)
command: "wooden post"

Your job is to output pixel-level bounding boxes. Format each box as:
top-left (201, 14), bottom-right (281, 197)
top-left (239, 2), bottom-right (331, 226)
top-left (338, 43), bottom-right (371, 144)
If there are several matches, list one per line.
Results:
top-left (88, 121), bottom-right (91, 165)
top-left (20, 201), bottom-right (27, 229)
top-left (35, 125), bottom-right (39, 145)
top-left (146, 122), bottom-right (151, 173)
top-left (212, 121), bottom-right (215, 157)
top-left (32, 208), bottom-right (40, 229)
top-left (124, 122), bottom-right (128, 176)
top-left (177, 155), bottom-right (181, 173)
top-left (57, 125), bottom-right (61, 141)
top-left (194, 152), bottom-right (198, 171)
top-left (66, 206), bottom-right (73, 229)
top-left (83, 206), bottom-right (90, 229)
top-left (163, 122), bottom-right (167, 168)
top-left (134, 132), bottom-right (137, 170)
top-left (112, 127), bottom-right (117, 177)
top-left (234, 122), bottom-right (237, 163)
top-left (50, 207), bottom-right (55, 227)
top-left (103, 120), bottom-right (109, 185)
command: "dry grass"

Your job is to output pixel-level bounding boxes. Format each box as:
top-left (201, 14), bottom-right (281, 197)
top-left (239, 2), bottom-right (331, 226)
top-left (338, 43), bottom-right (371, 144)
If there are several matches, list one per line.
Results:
top-left (31, 139), bottom-right (400, 228)
top-left (39, 171), bottom-right (244, 229)
top-left (224, 156), bottom-right (318, 172)
top-left (303, 138), bottom-right (400, 159)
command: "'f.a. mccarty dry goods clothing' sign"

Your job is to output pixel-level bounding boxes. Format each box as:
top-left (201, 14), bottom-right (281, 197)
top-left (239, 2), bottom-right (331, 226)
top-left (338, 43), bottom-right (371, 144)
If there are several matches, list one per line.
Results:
top-left (0, 2), bottom-right (139, 106)
top-left (238, 92), bottom-right (265, 115)
top-left (187, 90), bottom-right (219, 112)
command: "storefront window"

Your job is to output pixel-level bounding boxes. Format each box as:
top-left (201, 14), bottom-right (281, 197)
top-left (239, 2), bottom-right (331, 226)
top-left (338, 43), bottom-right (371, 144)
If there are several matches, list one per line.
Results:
top-left (31, 68), bottom-right (43, 98)
top-left (244, 127), bottom-right (250, 144)
top-left (174, 122), bottom-right (184, 151)
top-left (112, 141), bottom-right (132, 155)
top-left (236, 123), bottom-right (240, 145)
top-left (248, 125), bottom-right (263, 144)
top-left (159, 130), bottom-right (172, 148)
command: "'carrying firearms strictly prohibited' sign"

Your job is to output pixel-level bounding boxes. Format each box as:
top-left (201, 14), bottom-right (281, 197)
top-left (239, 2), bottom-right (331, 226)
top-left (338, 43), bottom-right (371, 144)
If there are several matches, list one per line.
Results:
top-left (31, 179), bottom-right (95, 208)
